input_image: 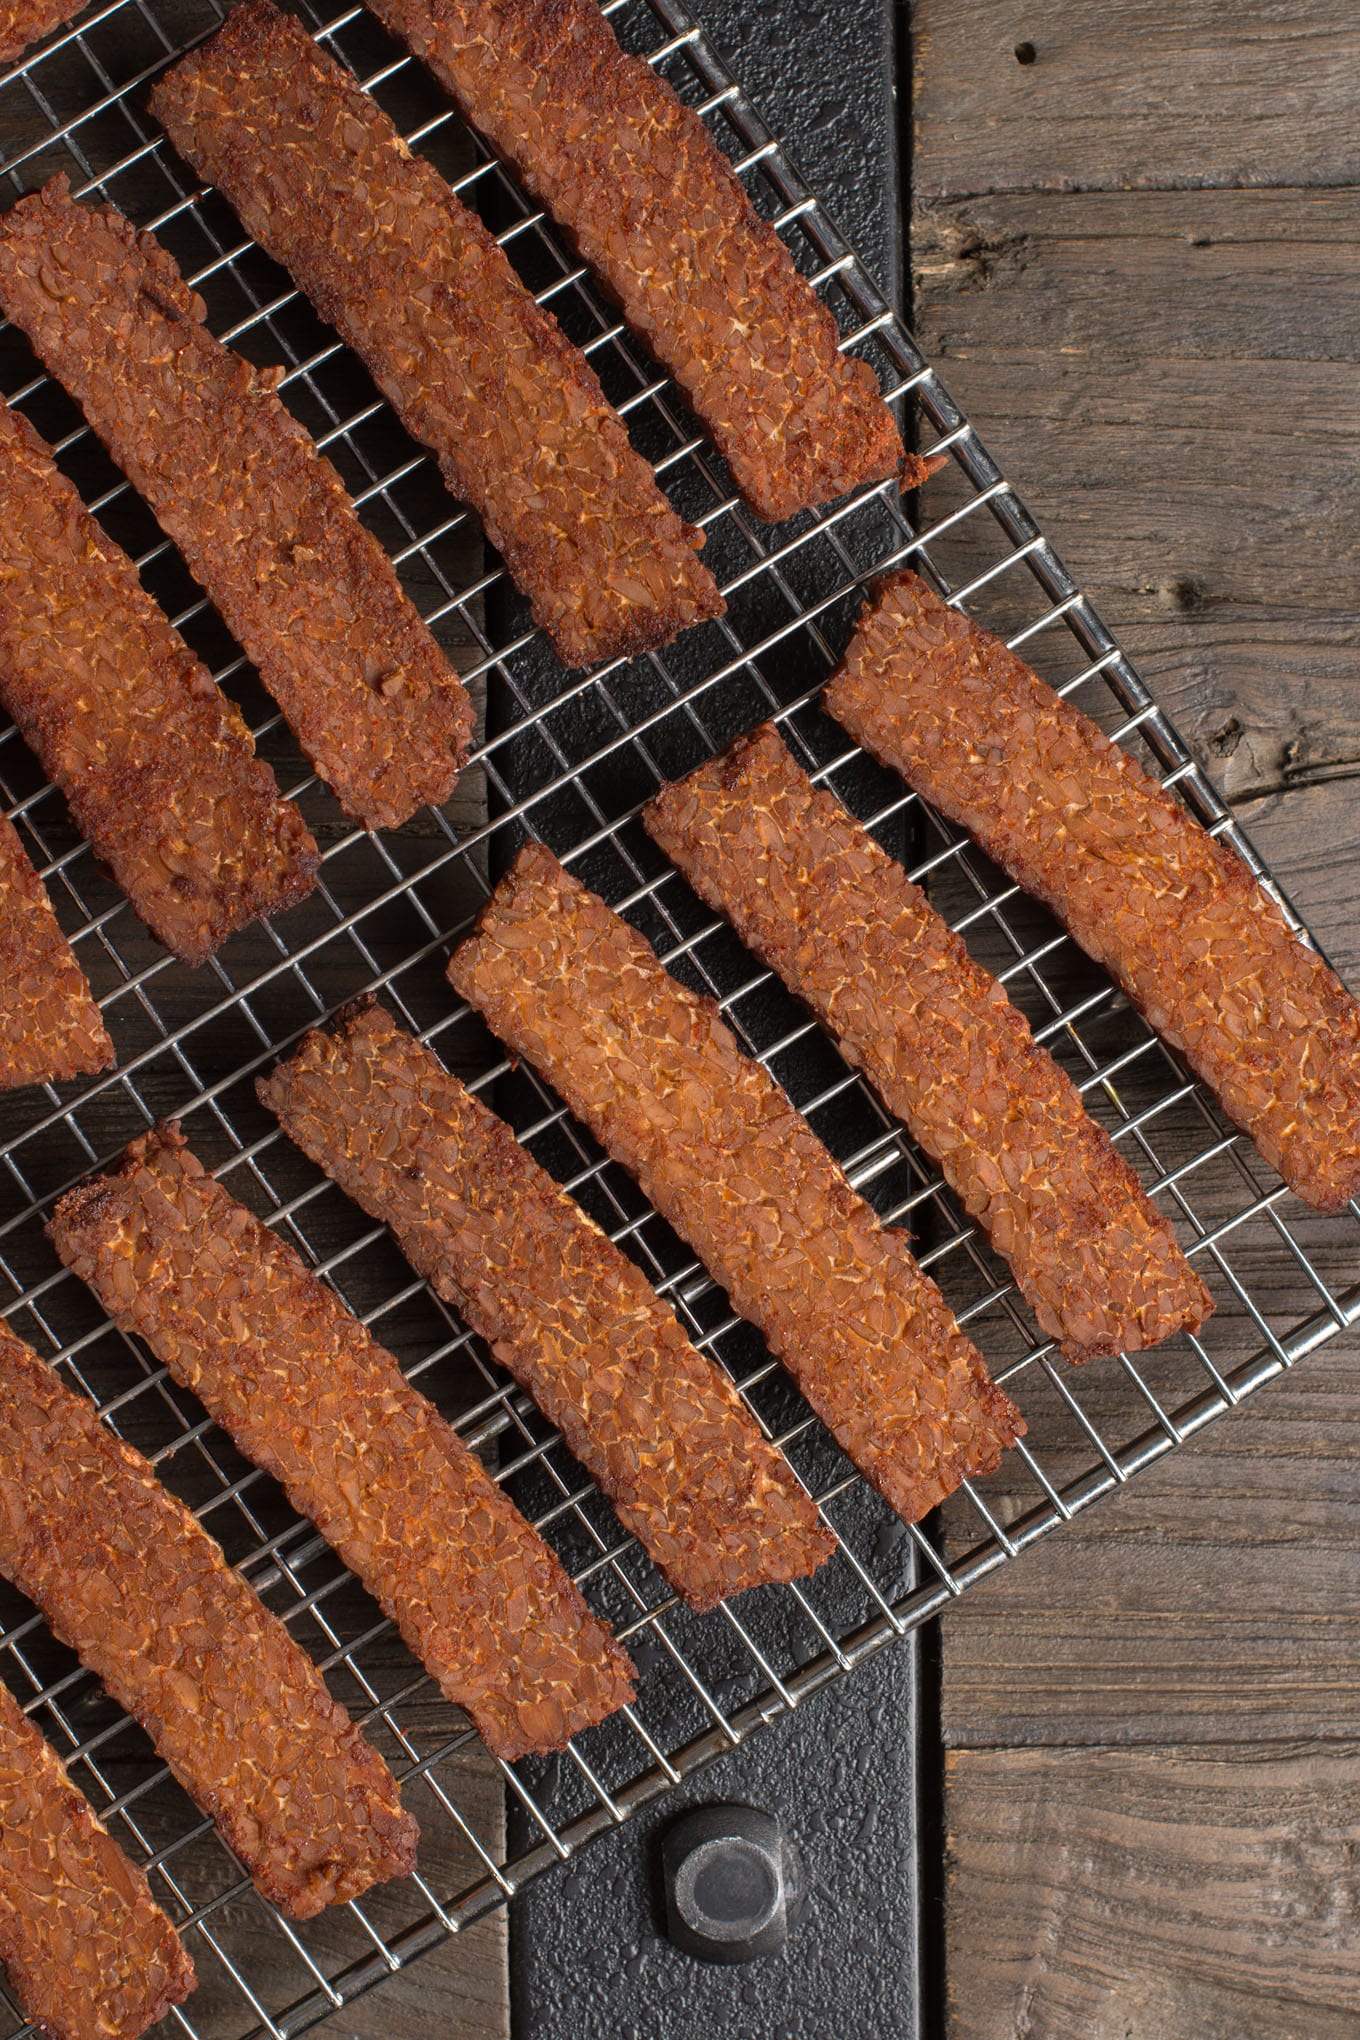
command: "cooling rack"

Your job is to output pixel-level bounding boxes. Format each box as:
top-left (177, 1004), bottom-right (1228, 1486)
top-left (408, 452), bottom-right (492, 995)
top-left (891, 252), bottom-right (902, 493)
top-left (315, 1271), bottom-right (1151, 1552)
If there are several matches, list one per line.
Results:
top-left (0, 0), bottom-right (1357, 2033)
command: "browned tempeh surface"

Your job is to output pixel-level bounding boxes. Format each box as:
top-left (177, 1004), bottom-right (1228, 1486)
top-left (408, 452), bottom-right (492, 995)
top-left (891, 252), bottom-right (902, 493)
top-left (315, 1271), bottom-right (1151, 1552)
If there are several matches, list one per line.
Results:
top-left (259, 998), bottom-right (835, 1610)
top-left (0, 1678), bottom-right (195, 2040)
top-left (0, 809), bottom-right (112, 1088)
top-left (0, 179), bottom-right (474, 832)
top-left (51, 1123), bottom-right (637, 1760)
top-left (0, 399), bottom-right (318, 964)
top-left (150, 0), bottom-right (723, 671)
top-left (824, 571), bottom-right (1360, 1214)
top-left (450, 844), bottom-right (1023, 1524)
top-left (0, 1324), bottom-right (417, 1918)
top-left (644, 724), bottom-right (1214, 1361)
top-left (0, 0), bottom-right (79, 66)
top-left (361, 0), bottom-right (920, 524)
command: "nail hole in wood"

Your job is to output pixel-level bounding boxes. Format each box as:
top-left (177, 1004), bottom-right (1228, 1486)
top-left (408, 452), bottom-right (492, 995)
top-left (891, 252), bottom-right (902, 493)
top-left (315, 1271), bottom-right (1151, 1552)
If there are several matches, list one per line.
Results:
top-left (1014, 40), bottom-right (1037, 64)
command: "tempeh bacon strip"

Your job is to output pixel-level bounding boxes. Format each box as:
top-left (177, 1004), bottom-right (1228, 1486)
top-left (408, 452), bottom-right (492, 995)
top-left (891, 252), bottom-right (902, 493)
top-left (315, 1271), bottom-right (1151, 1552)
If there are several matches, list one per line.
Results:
top-left (0, 398), bottom-right (318, 964)
top-left (0, 809), bottom-right (112, 1088)
top-left (449, 844), bottom-right (1023, 1525)
top-left (359, 0), bottom-right (929, 523)
top-left (644, 724), bottom-right (1213, 1360)
top-left (258, 998), bottom-right (835, 1610)
top-left (150, 0), bottom-right (724, 671)
top-left (50, 1124), bottom-right (637, 1760)
top-left (0, 0), bottom-right (80, 67)
top-left (0, 1324), bottom-right (417, 1918)
top-left (0, 179), bottom-right (474, 832)
top-left (0, 1679), bottom-right (196, 2040)
top-left (824, 570), bottom-right (1360, 1214)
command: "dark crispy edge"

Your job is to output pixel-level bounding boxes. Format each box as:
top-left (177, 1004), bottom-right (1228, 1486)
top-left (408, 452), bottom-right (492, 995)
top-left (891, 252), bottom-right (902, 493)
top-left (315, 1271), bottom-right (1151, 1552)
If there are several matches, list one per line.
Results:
top-left (0, 1322), bottom-right (417, 1918)
top-left (51, 1121), bottom-right (636, 1759)
top-left (0, 398), bottom-right (319, 964)
top-left (0, 1679), bottom-right (196, 2040)
top-left (449, 843), bottom-right (1024, 1525)
top-left (363, 0), bottom-right (911, 522)
top-left (0, 178), bottom-right (474, 831)
top-left (149, 0), bottom-right (725, 671)
top-left (825, 569), bottom-right (1360, 1215)
top-left (0, 809), bottom-right (112, 1087)
top-left (259, 997), bottom-right (835, 1611)
top-left (643, 723), bottom-right (1214, 1361)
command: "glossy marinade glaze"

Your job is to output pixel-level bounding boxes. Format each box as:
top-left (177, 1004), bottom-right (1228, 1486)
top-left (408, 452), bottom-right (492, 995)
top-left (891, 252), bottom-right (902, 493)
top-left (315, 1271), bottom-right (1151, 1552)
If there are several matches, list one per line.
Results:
top-left (151, 0), bottom-right (724, 670)
top-left (261, 998), bottom-right (835, 1610)
top-left (0, 178), bottom-right (474, 831)
top-left (644, 723), bottom-right (1213, 1359)
top-left (0, 809), bottom-right (112, 1087)
top-left (51, 1124), bottom-right (637, 1761)
top-left (0, 397), bottom-right (318, 963)
top-left (0, 1678), bottom-right (195, 2040)
top-left (450, 844), bottom-right (1024, 1524)
top-left (359, 0), bottom-right (928, 522)
top-left (0, 1326), bottom-right (417, 1917)
top-left (826, 571), bottom-right (1360, 1213)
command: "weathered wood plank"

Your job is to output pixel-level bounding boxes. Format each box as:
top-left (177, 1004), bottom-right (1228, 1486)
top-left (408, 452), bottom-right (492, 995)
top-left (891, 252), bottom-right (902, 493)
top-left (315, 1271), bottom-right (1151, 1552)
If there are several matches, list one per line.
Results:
top-left (927, 198), bottom-right (1360, 1743)
top-left (941, 1335), bottom-right (1360, 1749)
top-left (917, 2), bottom-right (1360, 2018)
top-left (947, 1743), bottom-right (1360, 2040)
top-left (937, 777), bottom-right (1360, 1751)
top-left (1242, 775), bottom-right (1360, 962)
top-left (916, 366), bottom-right (1357, 634)
top-left (309, 1913), bottom-right (508, 2040)
top-left (912, 186), bottom-right (1360, 809)
top-left (915, 187), bottom-right (1360, 362)
top-left (918, 351), bottom-right (1356, 611)
top-left (913, 0), bottom-right (1360, 199)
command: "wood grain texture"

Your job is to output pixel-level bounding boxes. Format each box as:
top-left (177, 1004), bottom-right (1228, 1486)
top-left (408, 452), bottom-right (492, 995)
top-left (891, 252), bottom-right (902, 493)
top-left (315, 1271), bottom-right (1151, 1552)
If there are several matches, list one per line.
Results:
top-left (918, 0), bottom-right (1360, 2031)
top-left (915, 187), bottom-right (1360, 363)
top-left (311, 1912), bottom-right (508, 2040)
top-left (939, 1335), bottom-right (1360, 1749)
top-left (308, 1747), bottom-right (507, 2040)
top-left (913, 0), bottom-right (1360, 198)
top-left (913, 186), bottom-right (1360, 807)
top-left (947, 1743), bottom-right (1360, 2040)
top-left (939, 783), bottom-right (1360, 1751)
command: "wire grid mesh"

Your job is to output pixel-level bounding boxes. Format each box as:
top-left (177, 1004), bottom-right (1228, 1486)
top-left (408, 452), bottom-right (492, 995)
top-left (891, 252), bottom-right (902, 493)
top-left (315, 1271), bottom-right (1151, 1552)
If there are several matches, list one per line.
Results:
top-left (0, 0), bottom-right (1356, 2031)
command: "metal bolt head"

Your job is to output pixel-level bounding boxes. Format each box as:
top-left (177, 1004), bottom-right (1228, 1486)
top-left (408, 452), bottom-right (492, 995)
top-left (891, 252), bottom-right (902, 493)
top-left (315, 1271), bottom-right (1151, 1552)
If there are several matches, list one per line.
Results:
top-left (662, 1804), bottom-right (804, 1964)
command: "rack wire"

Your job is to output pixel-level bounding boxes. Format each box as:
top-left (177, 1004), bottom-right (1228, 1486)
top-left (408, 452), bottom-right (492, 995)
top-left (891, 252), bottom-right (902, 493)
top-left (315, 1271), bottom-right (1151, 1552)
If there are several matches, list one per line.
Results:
top-left (0, 0), bottom-right (1356, 2031)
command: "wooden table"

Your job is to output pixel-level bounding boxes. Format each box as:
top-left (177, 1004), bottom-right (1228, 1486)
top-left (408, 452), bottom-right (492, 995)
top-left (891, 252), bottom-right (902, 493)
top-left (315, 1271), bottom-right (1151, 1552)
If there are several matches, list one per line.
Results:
top-left (913, 4), bottom-right (1360, 2034)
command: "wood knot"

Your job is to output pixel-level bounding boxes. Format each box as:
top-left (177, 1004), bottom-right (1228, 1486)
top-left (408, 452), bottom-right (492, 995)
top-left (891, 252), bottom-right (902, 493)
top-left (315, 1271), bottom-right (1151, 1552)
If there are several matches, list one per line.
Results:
top-left (1158, 575), bottom-right (1209, 613)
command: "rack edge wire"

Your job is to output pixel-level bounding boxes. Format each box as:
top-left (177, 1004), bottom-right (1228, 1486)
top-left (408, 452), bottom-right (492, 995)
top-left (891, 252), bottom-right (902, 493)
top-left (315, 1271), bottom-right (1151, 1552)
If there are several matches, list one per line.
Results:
top-left (0, 0), bottom-right (1354, 2034)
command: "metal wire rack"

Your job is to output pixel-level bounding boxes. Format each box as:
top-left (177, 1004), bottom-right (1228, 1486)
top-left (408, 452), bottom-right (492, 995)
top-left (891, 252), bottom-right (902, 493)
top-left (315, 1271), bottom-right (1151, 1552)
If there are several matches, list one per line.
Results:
top-left (0, 0), bottom-right (1356, 2032)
